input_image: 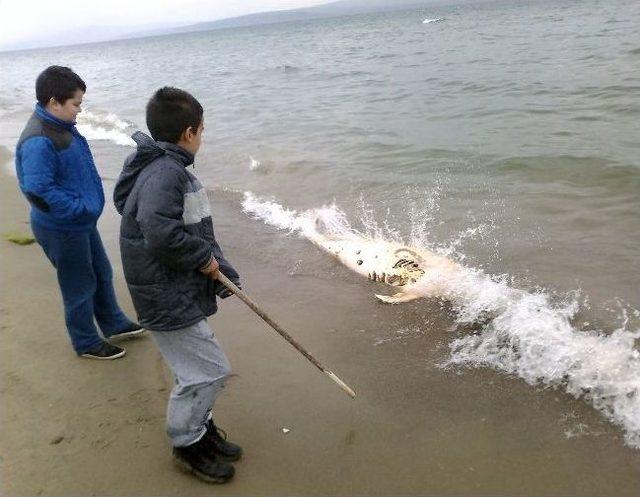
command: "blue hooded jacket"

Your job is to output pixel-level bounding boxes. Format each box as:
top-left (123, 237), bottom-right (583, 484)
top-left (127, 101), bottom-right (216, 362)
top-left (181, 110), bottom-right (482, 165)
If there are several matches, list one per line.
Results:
top-left (15, 104), bottom-right (105, 231)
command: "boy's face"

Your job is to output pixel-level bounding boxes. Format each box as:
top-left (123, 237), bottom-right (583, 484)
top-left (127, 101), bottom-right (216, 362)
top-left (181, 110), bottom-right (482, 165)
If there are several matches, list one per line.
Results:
top-left (179, 120), bottom-right (204, 156)
top-left (46, 89), bottom-right (84, 123)
top-left (194, 121), bottom-right (204, 154)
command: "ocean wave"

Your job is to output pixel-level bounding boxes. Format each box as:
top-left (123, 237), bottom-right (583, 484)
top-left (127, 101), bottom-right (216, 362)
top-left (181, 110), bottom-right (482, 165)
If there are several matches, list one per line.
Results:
top-left (76, 109), bottom-right (135, 147)
top-left (493, 155), bottom-right (640, 192)
top-left (241, 191), bottom-right (640, 449)
top-left (446, 281), bottom-right (640, 449)
top-left (277, 64), bottom-right (299, 73)
top-left (0, 88), bottom-right (31, 117)
top-left (422, 18), bottom-right (444, 24)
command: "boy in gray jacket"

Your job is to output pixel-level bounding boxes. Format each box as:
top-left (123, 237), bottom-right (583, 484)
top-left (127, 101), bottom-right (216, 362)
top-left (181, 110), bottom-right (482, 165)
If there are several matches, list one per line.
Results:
top-left (114, 87), bottom-right (241, 483)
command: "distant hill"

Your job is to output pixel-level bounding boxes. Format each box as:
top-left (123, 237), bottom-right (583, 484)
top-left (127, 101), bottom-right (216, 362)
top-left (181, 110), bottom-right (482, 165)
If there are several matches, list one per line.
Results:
top-left (145, 0), bottom-right (481, 36)
top-left (2, 0), bottom-right (489, 51)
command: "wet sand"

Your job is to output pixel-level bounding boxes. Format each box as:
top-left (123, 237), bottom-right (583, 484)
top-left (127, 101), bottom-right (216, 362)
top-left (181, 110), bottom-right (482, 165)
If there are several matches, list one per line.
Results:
top-left (2, 156), bottom-right (640, 496)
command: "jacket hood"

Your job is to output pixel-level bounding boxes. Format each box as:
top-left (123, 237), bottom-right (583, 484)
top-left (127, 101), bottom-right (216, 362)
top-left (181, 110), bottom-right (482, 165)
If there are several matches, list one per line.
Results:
top-left (113, 131), bottom-right (194, 214)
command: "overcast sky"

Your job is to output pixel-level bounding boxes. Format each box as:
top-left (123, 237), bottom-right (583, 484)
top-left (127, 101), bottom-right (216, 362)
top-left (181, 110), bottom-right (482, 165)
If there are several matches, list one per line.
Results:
top-left (0, 0), bottom-right (330, 49)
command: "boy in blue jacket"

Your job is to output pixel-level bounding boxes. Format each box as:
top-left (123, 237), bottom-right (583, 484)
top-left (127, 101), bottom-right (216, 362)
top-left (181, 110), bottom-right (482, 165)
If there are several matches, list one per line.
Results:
top-left (15, 66), bottom-right (142, 360)
top-left (113, 87), bottom-right (242, 483)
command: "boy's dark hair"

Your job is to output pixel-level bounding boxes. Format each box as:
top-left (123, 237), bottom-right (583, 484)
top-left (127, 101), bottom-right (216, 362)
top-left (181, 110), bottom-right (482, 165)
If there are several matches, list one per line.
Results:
top-left (35, 66), bottom-right (86, 106)
top-left (146, 87), bottom-right (203, 143)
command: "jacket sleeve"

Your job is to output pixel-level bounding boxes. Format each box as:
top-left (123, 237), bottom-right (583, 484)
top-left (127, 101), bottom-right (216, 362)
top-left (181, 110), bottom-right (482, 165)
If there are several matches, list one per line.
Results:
top-left (135, 166), bottom-right (213, 272)
top-left (211, 237), bottom-right (241, 296)
top-left (18, 137), bottom-right (88, 220)
top-left (213, 237), bottom-right (240, 279)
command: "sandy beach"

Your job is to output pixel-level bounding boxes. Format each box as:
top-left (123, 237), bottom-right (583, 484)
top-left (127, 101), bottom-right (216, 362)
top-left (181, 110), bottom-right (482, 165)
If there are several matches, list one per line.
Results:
top-left (2, 144), bottom-right (640, 497)
top-left (3, 0), bottom-right (640, 492)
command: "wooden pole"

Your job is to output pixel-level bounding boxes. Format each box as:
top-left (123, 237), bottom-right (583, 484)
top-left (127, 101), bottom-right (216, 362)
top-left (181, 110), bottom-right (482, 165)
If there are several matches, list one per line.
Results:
top-left (216, 272), bottom-right (356, 399)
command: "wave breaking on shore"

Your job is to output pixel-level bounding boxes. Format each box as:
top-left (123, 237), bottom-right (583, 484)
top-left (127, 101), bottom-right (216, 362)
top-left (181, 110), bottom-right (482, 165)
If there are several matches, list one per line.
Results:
top-left (241, 190), bottom-right (640, 449)
top-left (77, 109), bottom-right (135, 147)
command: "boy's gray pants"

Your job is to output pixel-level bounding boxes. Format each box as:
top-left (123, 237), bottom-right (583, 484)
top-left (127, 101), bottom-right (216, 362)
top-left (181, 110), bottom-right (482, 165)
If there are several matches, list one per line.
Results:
top-left (150, 319), bottom-right (231, 447)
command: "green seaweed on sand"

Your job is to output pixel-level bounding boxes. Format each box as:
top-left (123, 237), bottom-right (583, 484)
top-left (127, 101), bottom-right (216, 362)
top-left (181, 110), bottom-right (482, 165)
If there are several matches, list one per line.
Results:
top-left (3, 232), bottom-right (35, 245)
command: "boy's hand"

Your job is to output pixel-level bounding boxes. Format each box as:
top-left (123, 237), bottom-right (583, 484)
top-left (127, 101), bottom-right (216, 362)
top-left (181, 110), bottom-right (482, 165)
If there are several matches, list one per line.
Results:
top-left (217, 288), bottom-right (234, 299)
top-left (217, 280), bottom-right (241, 299)
top-left (199, 257), bottom-right (219, 278)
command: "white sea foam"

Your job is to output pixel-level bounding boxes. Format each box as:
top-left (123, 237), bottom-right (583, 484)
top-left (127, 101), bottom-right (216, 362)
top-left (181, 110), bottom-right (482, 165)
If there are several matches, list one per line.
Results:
top-left (249, 156), bottom-right (262, 171)
top-left (76, 109), bottom-right (135, 147)
top-left (423, 18), bottom-right (444, 24)
top-left (241, 191), bottom-right (640, 449)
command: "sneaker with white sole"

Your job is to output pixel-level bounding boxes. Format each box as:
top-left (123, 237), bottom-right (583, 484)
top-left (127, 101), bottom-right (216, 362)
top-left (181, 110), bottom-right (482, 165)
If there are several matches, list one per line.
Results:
top-left (80, 341), bottom-right (126, 360)
top-left (107, 324), bottom-right (145, 342)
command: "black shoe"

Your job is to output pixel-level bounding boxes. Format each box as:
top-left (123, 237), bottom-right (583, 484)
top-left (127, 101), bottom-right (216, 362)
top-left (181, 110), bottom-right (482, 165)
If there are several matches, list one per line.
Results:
top-left (173, 436), bottom-right (235, 484)
top-left (204, 418), bottom-right (243, 462)
top-left (80, 342), bottom-right (126, 360)
top-left (107, 323), bottom-right (146, 342)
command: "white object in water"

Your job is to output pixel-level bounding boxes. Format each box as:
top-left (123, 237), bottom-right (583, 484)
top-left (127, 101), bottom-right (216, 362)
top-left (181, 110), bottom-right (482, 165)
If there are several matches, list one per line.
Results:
top-left (249, 156), bottom-right (261, 171)
top-left (307, 229), bottom-right (463, 304)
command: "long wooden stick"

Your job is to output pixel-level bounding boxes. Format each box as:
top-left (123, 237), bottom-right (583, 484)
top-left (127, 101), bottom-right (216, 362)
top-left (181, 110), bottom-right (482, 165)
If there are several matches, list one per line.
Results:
top-left (216, 272), bottom-right (356, 399)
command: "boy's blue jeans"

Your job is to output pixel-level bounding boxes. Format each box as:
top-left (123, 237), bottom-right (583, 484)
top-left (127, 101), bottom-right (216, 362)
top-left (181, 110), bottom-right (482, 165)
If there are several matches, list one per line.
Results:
top-left (32, 222), bottom-right (134, 354)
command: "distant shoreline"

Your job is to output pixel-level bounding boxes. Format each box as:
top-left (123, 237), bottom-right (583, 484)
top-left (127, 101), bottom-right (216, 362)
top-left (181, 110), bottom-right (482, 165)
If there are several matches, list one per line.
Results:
top-left (0, 0), bottom-right (492, 53)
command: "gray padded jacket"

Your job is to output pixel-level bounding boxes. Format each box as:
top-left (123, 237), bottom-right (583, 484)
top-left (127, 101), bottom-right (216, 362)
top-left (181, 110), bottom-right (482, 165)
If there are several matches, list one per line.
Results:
top-left (113, 131), bottom-right (239, 331)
